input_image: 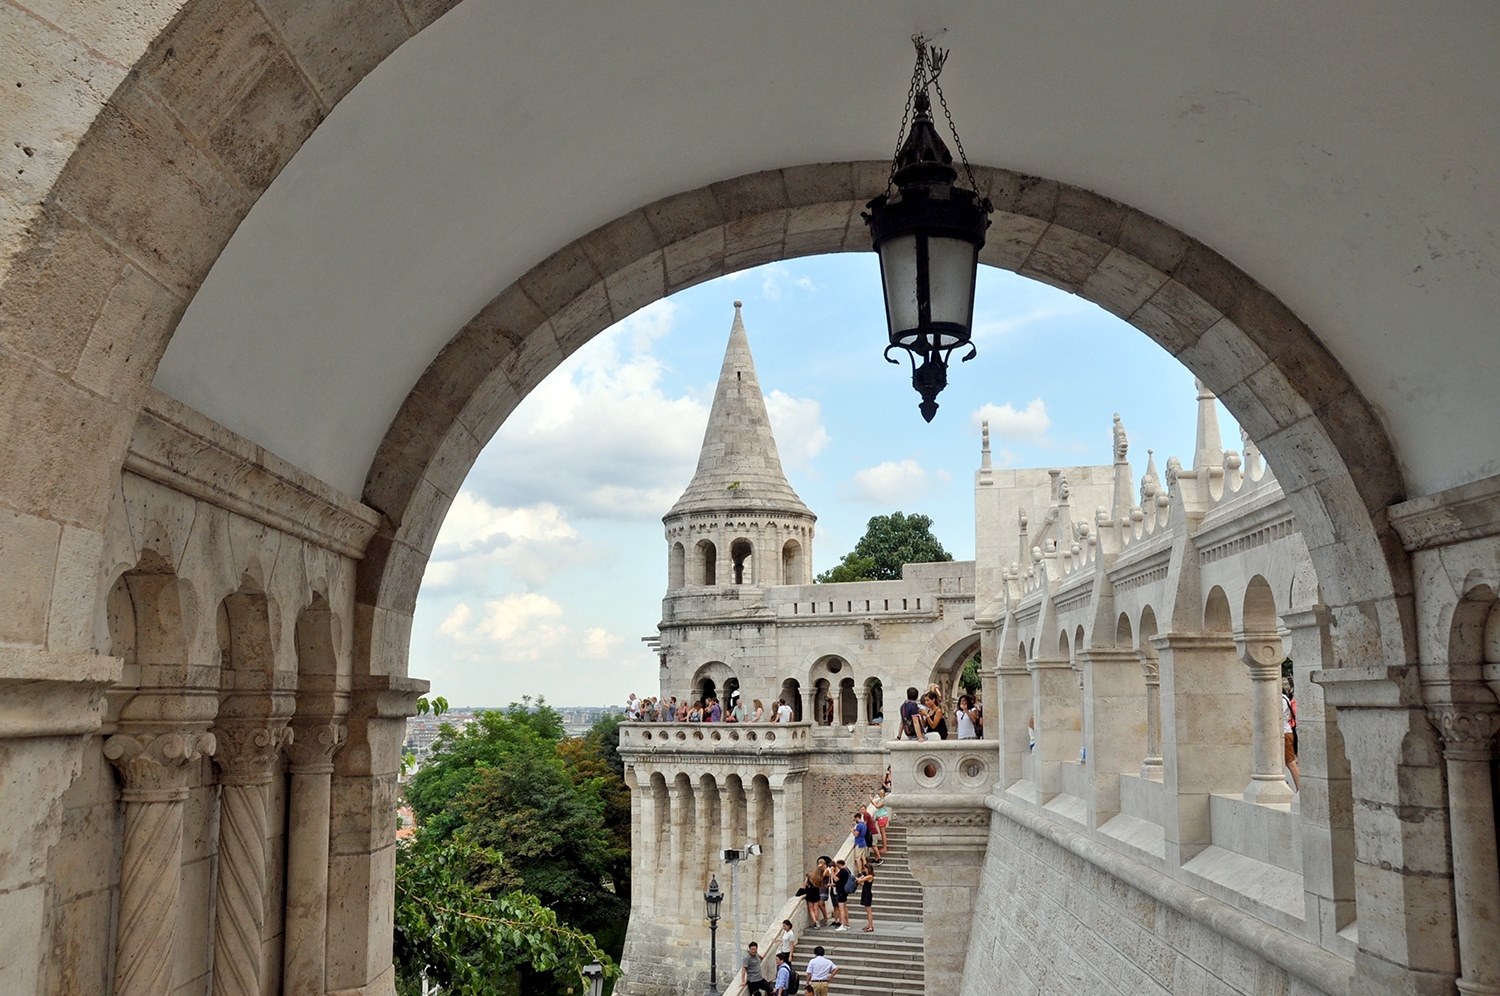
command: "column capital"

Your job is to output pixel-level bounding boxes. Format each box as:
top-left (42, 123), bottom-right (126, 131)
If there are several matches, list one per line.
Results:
top-left (104, 729), bottom-right (216, 801)
top-left (1428, 707), bottom-right (1500, 761)
top-left (1279, 604), bottom-right (1330, 631)
top-left (1235, 628), bottom-right (1285, 673)
top-left (213, 722), bottom-right (293, 785)
top-left (286, 721), bottom-right (349, 774)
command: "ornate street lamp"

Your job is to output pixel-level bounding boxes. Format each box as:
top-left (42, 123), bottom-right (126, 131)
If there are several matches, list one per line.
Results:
top-left (864, 37), bottom-right (993, 422)
top-left (581, 959), bottom-right (605, 996)
top-left (703, 875), bottom-right (724, 995)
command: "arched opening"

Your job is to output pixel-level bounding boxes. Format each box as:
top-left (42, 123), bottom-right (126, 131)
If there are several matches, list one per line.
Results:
top-left (813, 678), bottom-right (832, 725)
top-left (839, 677), bottom-right (856, 727)
top-left (1116, 613), bottom-right (1133, 649)
top-left (781, 540), bottom-right (804, 585)
top-left (1204, 587), bottom-right (1234, 634)
top-left (731, 539), bottom-right (753, 585)
top-left (864, 677), bottom-right (884, 725)
top-left (779, 678), bottom-right (802, 722)
top-left (669, 542), bottom-right (686, 589)
top-left (697, 540), bottom-right (717, 586)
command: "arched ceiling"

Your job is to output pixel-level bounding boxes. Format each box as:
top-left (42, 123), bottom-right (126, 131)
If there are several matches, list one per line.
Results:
top-left (153, 1), bottom-right (1500, 498)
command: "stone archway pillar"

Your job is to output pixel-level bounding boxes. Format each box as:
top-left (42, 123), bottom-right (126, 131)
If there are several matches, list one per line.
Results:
top-left (666, 783), bottom-right (688, 913)
top-left (1080, 648), bottom-right (1146, 827)
top-left (283, 719), bottom-right (349, 996)
top-left (1154, 633), bottom-right (1248, 867)
top-left (1237, 629), bottom-right (1293, 803)
top-left (103, 728), bottom-right (216, 996)
top-left (325, 675), bottom-right (425, 996)
top-left (1027, 657), bottom-right (1079, 801)
top-left (1139, 652), bottom-right (1163, 779)
top-left (1428, 701), bottom-right (1500, 996)
top-left (1282, 605), bottom-right (1356, 948)
top-left (211, 719), bottom-right (293, 996)
top-left (1314, 666), bottom-right (1459, 996)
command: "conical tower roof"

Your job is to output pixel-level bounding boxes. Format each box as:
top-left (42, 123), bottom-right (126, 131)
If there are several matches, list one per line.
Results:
top-left (665, 303), bottom-right (815, 521)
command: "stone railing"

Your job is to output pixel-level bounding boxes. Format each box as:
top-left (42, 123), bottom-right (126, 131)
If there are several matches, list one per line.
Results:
top-left (886, 739), bottom-right (1000, 807)
top-left (617, 721), bottom-right (812, 752)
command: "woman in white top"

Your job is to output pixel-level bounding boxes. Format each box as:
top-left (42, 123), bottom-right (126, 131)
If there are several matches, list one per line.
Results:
top-left (751, 698), bottom-right (766, 722)
top-left (956, 694), bottom-right (980, 740)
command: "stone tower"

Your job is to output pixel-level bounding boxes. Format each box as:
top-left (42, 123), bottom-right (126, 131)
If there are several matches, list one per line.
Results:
top-left (662, 301), bottom-right (816, 592)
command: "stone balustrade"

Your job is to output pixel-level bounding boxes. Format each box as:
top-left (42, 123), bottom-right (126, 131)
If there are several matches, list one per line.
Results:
top-left (618, 721), bottom-right (812, 753)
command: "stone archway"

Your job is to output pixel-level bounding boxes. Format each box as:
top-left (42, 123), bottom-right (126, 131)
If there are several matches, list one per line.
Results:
top-left (357, 165), bottom-right (1413, 694)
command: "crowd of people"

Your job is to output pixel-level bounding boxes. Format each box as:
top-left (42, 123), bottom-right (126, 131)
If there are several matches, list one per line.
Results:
top-left (897, 684), bottom-right (983, 741)
top-left (623, 692), bottom-right (798, 724)
top-left (737, 768), bottom-right (894, 994)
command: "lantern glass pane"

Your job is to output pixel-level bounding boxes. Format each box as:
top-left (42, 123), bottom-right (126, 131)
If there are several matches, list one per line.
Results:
top-left (926, 235), bottom-right (978, 340)
top-left (878, 233), bottom-right (920, 337)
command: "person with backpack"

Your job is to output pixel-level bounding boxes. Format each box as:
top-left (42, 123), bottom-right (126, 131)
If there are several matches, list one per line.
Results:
top-left (899, 686), bottom-right (922, 740)
top-left (773, 951), bottom-right (796, 995)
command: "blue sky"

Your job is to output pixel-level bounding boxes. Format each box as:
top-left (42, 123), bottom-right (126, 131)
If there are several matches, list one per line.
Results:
top-left (409, 254), bottom-right (1238, 708)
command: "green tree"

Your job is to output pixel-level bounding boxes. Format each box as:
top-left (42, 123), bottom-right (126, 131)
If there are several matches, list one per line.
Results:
top-left (816, 511), bottom-right (953, 582)
top-left (959, 655), bottom-right (982, 696)
top-left (394, 833), bottom-right (613, 996)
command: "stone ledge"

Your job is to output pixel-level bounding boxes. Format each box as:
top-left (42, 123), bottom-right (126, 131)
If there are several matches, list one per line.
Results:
top-left (0, 647), bottom-right (121, 737)
top-left (1388, 472), bottom-right (1500, 551)
top-left (126, 389), bottom-right (382, 558)
top-left (988, 792), bottom-right (1353, 995)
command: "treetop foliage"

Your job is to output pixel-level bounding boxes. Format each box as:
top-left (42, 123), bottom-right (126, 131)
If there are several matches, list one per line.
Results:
top-left (816, 511), bottom-right (953, 583)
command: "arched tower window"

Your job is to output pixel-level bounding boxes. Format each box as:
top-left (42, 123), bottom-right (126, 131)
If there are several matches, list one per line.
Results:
top-left (697, 540), bottom-right (717, 586)
top-left (782, 539), bottom-right (804, 585)
top-left (669, 542), bottom-right (685, 589)
top-left (731, 539), bottom-right (753, 585)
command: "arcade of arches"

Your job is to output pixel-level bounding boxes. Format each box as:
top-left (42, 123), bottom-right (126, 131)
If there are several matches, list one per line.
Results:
top-left (2, 4), bottom-right (1498, 995)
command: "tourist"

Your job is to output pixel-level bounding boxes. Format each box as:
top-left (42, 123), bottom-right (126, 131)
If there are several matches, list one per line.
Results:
top-left (752, 698), bottom-right (766, 722)
top-left (856, 861), bottom-right (875, 931)
top-left (899, 686), bottom-right (922, 740)
top-left (821, 697), bottom-right (834, 725)
top-left (741, 941), bottom-right (771, 994)
top-left (831, 859), bottom-right (854, 930)
top-left (772, 952), bottom-right (793, 996)
top-left (677, 700), bottom-right (690, 722)
top-left (801, 862), bottom-right (828, 928)
top-left (1282, 678), bottom-right (1301, 791)
top-left (922, 691), bottom-right (948, 740)
top-left (776, 698), bottom-right (793, 723)
top-left (707, 696), bottom-right (722, 723)
top-left (806, 946), bottom-right (839, 995)
top-left (956, 693), bottom-right (980, 740)
top-left (774, 918), bottom-right (796, 962)
top-left (868, 792), bottom-right (890, 859)
top-left (882, 765), bottom-right (892, 794)
top-left (851, 810), bottom-right (870, 869)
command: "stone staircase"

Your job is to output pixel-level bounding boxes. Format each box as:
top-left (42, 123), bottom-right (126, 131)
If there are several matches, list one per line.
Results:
top-left (800, 824), bottom-right (925, 995)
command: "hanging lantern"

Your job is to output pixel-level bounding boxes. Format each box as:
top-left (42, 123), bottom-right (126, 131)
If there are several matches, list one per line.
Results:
top-left (863, 38), bottom-right (993, 422)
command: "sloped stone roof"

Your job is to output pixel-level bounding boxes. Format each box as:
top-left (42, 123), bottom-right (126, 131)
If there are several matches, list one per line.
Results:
top-left (665, 304), bottom-right (815, 522)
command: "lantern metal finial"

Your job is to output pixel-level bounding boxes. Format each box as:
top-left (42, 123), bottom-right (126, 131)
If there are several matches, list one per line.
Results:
top-left (864, 37), bottom-right (992, 422)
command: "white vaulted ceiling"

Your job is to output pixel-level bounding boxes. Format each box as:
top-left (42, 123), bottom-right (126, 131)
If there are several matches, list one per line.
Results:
top-left (152, 1), bottom-right (1500, 498)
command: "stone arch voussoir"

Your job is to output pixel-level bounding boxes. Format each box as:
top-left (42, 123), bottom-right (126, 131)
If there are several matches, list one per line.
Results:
top-left (356, 162), bottom-right (1415, 685)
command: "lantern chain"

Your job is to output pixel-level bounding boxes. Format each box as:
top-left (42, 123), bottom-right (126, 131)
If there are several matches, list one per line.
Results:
top-left (886, 38), bottom-right (928, 194)
top-left (932, 75), bottom-right (982, 196)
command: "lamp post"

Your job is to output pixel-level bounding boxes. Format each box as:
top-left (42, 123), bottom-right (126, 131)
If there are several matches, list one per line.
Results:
top-left (863, 36), bottom-right (993, 422)
top-left (703, 875), bottom-right (724, 995)
top-left (581, 959), bottom-right (604, 996)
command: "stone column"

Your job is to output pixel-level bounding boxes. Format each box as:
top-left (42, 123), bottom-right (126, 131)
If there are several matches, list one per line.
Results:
top-left (1429, 704), bottom-right (1500, 996)
top-left (667, 783), bottom-right (688, 914)
top-left (797, 688), bottom-right (811, 724)
top-left (1140, 652), bottom-right (1163, 779)
top-left (632, 769), bottom-right (656, 920)
top-left (282, 720), bottom-right (348, 996)
top-left (1283, 605), bottom-right (1355, 949)
top-left (1080, 648), bottom-right (1146, 827)
top-left (744, 781), bottom-right (762, 910)
top-left (1314, 666), bottom-right (1459, 995)
top-left (326, 674), bottom-right (425, 996)
top-left (1237, 629), bottom-right (1293, 803)
top-left (1028, 656), bottom-right (1080, 802)
top-left (211, 721), bottom-right (293, 996)
top-left (853, 684), bottom-right (868, 727)
top-left (1155, 633), bottom-right (1250, 867)
top-left (995, 656), bottom-right (1031, 787)
top-left (769, 773), bottom-right (803, 898)
top-left (103, 729), bottom-right (216, 996)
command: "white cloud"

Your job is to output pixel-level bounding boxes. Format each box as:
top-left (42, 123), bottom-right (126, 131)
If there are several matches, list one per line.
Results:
top-left (765, 390), bottom-right (830, 468)
top-left (759, 263), bottom-right (817, 301)
top-left (972, 301), bottom-right (1088, 340)
top-left (843, 459), bottom-right (952, 504)
top-left (972, 398), bottom-right (1051, 443)
top-left (436, 594), bottom-right (631, 671)
top-left (424, 494), bottom-right (592, 591)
